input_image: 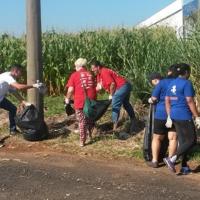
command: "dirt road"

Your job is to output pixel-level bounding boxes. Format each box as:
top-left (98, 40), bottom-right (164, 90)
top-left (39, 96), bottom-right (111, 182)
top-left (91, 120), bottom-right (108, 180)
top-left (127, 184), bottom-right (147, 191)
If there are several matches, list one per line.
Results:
top-left (0, 151), bottom-right (200, 200)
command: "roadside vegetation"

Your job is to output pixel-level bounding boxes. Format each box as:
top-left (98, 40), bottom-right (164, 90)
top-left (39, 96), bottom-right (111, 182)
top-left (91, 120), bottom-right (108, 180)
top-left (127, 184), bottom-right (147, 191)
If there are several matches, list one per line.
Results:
top-left (0, 24), bottom-right (200, 162)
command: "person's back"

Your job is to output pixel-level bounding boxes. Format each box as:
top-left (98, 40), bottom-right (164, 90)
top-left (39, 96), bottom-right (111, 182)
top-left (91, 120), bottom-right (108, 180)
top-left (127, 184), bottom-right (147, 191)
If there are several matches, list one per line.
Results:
top-left (152, 78), bottom-right (175, 120)
top-left (97, 67), bottom-right (126, 92)
top-left (167, 77), bottom-right (194, 120)
top-left (67, 68), bottom-right (96, 109)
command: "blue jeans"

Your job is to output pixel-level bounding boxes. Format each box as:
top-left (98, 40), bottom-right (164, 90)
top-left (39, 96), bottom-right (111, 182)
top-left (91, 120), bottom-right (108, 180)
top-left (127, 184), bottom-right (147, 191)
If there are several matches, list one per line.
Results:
top-left (112, 82), bottom-right (135, 123)
top-left (0, 98), bottom-right (17, 130)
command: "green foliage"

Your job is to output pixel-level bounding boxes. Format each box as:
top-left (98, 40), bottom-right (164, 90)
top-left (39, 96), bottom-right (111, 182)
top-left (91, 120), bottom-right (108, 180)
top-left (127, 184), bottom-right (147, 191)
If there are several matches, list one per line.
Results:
top-left (0, 25), bottom-right (200, 101)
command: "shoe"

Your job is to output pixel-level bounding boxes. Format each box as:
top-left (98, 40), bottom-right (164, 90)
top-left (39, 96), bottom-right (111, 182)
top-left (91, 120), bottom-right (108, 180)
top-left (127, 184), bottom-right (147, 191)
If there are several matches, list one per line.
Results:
top-left (180, 166), bottom-right (192, 175)
top-left (79, 141), bottom-right (85, 147)
top-left (147, 161), bottom-right (158, 168)
top-left (163, 157), bottom-right (176, 173)
top-left (129, 119), bottom-right (136, 133)
top-left (0, 142), bottom-right (4, 148)
top-left (10, 128), bottom-right (20, 135)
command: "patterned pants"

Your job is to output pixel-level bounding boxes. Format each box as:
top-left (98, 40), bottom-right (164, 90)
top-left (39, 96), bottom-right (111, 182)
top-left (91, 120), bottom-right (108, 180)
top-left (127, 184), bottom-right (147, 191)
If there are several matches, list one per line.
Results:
top-left (76, 109), bottom-right (95, 143)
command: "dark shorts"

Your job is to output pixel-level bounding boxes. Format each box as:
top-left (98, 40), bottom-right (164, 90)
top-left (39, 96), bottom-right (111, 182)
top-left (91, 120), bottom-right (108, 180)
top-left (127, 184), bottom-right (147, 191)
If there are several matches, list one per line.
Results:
top-left (154, 119), bottom-right (176, 135)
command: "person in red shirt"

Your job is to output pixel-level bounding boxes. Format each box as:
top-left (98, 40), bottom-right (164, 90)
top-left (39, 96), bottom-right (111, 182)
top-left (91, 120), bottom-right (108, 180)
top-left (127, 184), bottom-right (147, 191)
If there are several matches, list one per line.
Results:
top-left (65, 58), bottom-right (96, 147)
top-left (91, 60), bottom-right (135, 133)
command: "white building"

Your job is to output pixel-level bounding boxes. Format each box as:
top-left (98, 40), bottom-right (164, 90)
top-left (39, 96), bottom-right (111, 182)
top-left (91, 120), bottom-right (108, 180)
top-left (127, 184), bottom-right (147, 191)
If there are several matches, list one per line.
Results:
top-left (136, 0), bottom-right (199, 36)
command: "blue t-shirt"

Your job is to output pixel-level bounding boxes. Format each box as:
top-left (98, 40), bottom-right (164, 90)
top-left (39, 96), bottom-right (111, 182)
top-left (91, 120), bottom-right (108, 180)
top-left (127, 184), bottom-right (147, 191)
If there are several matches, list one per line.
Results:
top-left (166, 77), bottom-right (195, 120)
top-left (152, 78), bottom-right (174, 120)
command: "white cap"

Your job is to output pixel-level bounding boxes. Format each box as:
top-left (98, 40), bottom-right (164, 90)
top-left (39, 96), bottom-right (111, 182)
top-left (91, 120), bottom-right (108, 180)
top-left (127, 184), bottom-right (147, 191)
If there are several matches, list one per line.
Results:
top-left (74, 58), bottom-right (87, 71)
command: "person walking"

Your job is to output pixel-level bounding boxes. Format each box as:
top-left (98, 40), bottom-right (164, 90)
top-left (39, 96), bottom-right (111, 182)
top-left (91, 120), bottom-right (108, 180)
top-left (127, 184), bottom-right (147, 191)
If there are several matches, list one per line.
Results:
top-left (164, 63), bottom-right (200, 174)
top-left (65, 58), bottom-right (96, 147)
top-left (147, 65), bottom-right (178, 168)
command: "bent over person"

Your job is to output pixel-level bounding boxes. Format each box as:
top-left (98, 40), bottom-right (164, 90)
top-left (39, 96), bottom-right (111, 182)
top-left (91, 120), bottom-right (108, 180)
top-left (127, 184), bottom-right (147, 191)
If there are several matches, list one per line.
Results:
top-left (0, 64), bottom-right (43, 135)
top-left (91, 60), bottom-right (135, 133)
top-left (65, 58), bottom-right (96, 147)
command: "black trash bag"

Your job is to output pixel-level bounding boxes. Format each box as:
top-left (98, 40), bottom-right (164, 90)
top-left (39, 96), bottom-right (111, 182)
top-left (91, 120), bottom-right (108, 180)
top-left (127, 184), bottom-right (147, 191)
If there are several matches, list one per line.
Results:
top-left (15, 105), bottom-right (42, 130)
top-left (143, 104), bottom-right (169, 162)
top-left (143, 104), bottom-right (154, 161)
top-left (64, 100), bottom-right (75, 116)
top-left (92, 99), bottom-right (111, 121)
top-left (83, 99), bottom-right (111, 121)
top-left (15, 105), bottom-right (49, 141)
top-left (23, 122), bottom-right (49, 142)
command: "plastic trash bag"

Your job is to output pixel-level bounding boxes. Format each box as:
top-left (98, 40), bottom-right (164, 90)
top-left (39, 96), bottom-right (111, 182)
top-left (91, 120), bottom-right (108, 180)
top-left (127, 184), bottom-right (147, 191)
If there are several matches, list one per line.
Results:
top-left (83, 99), bottom-right (111, 121)
top-left (143, 104), bottom-right (169, 162)
top-left (15, 105), bottom-right (48, 141)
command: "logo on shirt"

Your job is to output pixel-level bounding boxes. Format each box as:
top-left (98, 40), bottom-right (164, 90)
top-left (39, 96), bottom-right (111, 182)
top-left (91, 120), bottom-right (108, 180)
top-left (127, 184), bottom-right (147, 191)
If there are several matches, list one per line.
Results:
top-left (171, 85), bottom-right (176, 95)
top-left (80, 72), bottom-right (93, 89)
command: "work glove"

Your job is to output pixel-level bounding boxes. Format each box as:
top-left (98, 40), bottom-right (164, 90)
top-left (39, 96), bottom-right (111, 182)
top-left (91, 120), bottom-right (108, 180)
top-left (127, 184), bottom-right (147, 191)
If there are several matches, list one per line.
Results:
top-left (194, 117), bottom-right (200, 129)
top-left (148, 97), bottom-right (154, 104)
top-left (22, 101), bottom-right (32, 106)
top-left (32, 81), bottom-right (44, 88)
top-left (96, 83), bottom-right (102, 91)
top-left (165, 115), bottom-right (173, 128)
top-left (64, 98), bottom-right (70, 104)
top-left (108, 95), bottom-right (112, 100)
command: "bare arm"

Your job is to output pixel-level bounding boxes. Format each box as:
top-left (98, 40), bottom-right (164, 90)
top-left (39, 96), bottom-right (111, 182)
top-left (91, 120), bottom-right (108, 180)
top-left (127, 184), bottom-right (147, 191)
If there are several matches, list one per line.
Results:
top-left (109, 82), bottom-right (116, 96)
top-left (165, 96), bottom-right (171, 116)
top-left (65, 86), bottom-right (74, 100)
top-left (10, 82), bottom-right (33, 90)
top-left (186, 97), bottom-right (199, 117)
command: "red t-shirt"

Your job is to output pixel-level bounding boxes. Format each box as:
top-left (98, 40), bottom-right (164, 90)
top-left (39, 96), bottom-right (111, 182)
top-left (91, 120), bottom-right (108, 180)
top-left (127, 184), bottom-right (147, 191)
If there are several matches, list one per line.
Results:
top-left (97, 67), bottom-right (126, 92)
top-left (66, 68), bottom-right (96, 109)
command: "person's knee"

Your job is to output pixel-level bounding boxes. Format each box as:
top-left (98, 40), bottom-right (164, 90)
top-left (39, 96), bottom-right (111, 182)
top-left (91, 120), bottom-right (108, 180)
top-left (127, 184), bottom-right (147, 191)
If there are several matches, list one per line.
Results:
top-left (153, 134), bottom-right (164, 142)
top-left (168, 132), bottom-right (177, 141)
top-left (9, 104), bottom-right (17, 115)
top-left (13, 105), bottom-right (17, 114)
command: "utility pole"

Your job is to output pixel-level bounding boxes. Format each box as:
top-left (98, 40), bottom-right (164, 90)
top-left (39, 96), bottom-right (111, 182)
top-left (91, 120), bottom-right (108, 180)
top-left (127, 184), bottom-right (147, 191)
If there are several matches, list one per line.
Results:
top-left (26, 0), bottom-right (43, 119)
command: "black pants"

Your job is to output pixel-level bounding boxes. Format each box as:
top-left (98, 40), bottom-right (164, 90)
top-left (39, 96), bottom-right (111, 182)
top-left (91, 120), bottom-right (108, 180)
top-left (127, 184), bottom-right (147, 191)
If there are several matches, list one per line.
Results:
top-left (174, 120), bottom-right (196, 166)
top-left (0, 98), bottom-right (17, 130)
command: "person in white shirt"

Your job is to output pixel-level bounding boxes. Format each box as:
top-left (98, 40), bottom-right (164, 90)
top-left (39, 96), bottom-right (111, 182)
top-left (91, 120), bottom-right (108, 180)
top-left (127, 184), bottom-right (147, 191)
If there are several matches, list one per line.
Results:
top-left (0, 64), bottom-right (43, 135)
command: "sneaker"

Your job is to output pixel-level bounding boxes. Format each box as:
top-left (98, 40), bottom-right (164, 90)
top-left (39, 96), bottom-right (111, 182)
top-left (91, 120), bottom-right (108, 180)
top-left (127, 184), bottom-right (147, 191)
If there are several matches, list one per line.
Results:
top-left (147, 161), bottom-right (158, 168)
top-left (10, 128), bottom-right (20, 135)
top-left (0, 142), bottom-right (4, 148)
top-left (163, 157), bottom-right (176, 173)
top-left (79, 141), bottom-right (85, 147)
top-left (180, 166), bottom-right (192, 175)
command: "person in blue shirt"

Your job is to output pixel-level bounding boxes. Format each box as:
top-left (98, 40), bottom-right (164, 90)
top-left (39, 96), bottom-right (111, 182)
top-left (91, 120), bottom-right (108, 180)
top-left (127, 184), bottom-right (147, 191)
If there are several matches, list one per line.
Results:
top-left (164, 63), bottom-right (200, 174)
top-left (147, 65), bottom-right (178, 168)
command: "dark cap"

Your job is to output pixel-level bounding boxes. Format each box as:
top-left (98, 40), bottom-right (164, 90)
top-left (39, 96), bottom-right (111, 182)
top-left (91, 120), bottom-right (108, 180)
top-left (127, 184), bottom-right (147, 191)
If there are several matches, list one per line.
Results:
top-left (148, 72), bottom-right (162, 82)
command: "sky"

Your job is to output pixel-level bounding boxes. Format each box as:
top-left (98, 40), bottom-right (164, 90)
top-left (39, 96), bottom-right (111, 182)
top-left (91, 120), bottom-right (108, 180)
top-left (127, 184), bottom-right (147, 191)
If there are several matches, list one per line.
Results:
top-left (0, 0), bottom-right (193, 35)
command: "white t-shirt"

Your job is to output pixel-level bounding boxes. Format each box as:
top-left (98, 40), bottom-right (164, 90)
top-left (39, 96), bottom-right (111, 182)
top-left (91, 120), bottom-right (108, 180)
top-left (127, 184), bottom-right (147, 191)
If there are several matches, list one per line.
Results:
top-left (0, 72), bottom-right (16, 102)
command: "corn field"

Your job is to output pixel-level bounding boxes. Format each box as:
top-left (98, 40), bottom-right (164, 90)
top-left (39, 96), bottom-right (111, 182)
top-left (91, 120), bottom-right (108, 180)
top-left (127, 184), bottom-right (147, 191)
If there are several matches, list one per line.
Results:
top-left (0, 26), bottom-right (200, 102)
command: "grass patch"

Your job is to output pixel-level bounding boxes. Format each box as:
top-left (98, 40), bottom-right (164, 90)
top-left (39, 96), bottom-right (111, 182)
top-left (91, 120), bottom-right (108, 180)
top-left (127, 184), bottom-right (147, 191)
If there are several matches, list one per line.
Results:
top-left (1, 95), bottom-right (200, 163)
top-left (44, 95), bottom-right (65, 117)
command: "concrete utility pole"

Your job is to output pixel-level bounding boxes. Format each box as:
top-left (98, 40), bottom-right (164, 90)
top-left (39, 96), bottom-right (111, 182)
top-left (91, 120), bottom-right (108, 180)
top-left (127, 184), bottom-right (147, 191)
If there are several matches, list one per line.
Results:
top-left (26, 0), bottom-right (43, 119)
